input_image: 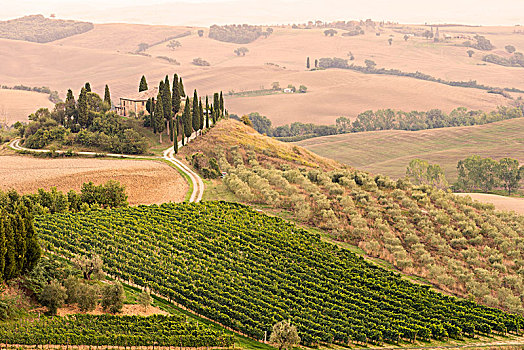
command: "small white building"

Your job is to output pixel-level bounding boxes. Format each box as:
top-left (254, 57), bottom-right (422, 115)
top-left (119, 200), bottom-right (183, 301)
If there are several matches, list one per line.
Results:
top-left (283, 88), bottom-right (293, 93)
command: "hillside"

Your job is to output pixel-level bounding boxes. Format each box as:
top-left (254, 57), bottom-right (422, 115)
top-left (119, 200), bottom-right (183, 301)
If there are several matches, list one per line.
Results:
top-left (36, 202), bottom-right (523, 346)
top-left (180, 119), bottom-right (524, 313)
top-left (295, 118), bottom-right (524, 182)
top-left (0, 15), bottom-right (93, 43)
top-left (0, 89), bottom-right (54, 125)
top-left (0, 23), bottom-right (523, 126)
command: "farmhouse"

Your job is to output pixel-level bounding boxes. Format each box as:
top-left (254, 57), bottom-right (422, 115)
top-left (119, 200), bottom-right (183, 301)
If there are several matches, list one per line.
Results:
top-left (116, 87), bottom-right (157, 117)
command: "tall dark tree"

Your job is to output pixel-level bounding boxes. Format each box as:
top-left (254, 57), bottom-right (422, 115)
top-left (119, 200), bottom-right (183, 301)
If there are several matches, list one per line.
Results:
top-left (180, 122), bottom-right (185, 146)
top-left (84, 82), bottom-right (91, 93)
top-left (154, 92), bottom-right (165, 142)
top-left (172, 74), bottom-right (181, 115)
top-left (104, 85), bottom-right (111, 107)
top-left (315, 59), bottom-right (318, 68)
top-left (192, 90), bottom-right (200, 133)
top-left (213, 93), bottom-right (219, 118)
top-left (179, 77), bottom-right (186, 97)
top-left (77, 87), bottom-right (89, 128)
top-left (65, 89), bottom-right (76, 126)
top-left (205, 96), bottom-right (210, 128)
top-left (183, 97), bottom-right (192, 139)
top-left (199, 98), bottom-right (204, 132)
top-left (146, 98), bottom-right (154, 115)
top-left (306, 57), bottom-right (310, 69)
top-left (2, 215), bottom-right (16, 281)
top-left (219, 91), bottom-right (224, 115)
top-left (21, 209), bottom-right (40, 273)
top-left (161, 76), bottom-right (172, 137)
top-left (173, 124), bottom-right (178, 154)
top-left (139, 75), bottom-right (148, 92)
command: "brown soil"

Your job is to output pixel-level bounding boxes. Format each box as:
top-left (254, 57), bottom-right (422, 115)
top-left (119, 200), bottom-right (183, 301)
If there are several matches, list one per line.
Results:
top-left (0, 155), bottom-right (188, 205)
top-left (57, 303), bottom-right (169, 317)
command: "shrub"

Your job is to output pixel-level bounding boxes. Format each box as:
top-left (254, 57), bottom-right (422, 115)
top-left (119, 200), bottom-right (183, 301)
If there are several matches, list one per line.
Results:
top-left (39, 280), bottom-right (67, 315)
top-left (101, 282), bottom-right (124, 314)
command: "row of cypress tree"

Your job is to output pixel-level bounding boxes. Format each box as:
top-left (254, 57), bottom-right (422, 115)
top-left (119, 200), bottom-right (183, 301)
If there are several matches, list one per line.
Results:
top-left (0, 204), bottom-right (41, 282)
top-left (142, 74), bottom-right (225, 153)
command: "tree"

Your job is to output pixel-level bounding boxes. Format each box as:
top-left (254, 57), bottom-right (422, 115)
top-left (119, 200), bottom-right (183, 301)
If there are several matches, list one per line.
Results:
top-left (199, 98), bottom-right (204, 132)
top-left (139, 75), bottom-right (148, 92)
top-left (404, 34), bottom-right (409, 41)
top-left (406, 159), bottom-right (448, 190)
top-left (39, 280), bottom-right (66, 315)
top-left (365, 59), bottom-right (377, 70)
top-left (173, 122), bottom-right (178, 154)
top-left (198, 29), bottom-right (204, 37)
top-left (172, 74), bottom-right (181, 115)
top-left (101, 282), bottom-right (124, 313)
top-left (423, 30), bottom-right (434, 40)
top-left (467, 50), bottom-right (475, 58)
top-left (167, 40), bottom-right (181, 50)
top-left (192, 90), bottom-right (200, 134)
top-left (74, 254), bottom-right (102, 280)
top-left (179, 77), bottom-right (185, 97)
top-left (219, 91), bottom-right (224, 114)
top-left (271, 82), bottom-right (281, 90)
top-left (162, 76), bottom-right (172, 136)
top-left (306, 57), bottom-right (310, 69)
top-left (138, 290), bottom-right (152, 311)
top-left (154, 91), bottom-right (165, 142)
top-left (324, 29), bottom-right (337, 37)
top-left (299, 85), bottom-right (308, 93)
top-left (314, 59), bottom-right (318, 68)
top-left (205, 96), bottom-right (210, 128)
top-left (241, 115), bottom-right (252, 126)
top-left (65, 89), bottom-right (76, 126)
top-left (234, 47), bottom-right (249, 56)
top-left (104, 85), bottom-right (111, 107)
top-left (77, 87), bottom-right (88, 128)
top-left (388, 38), bottom-right (393, 46)
top-left (505, 45), bottom-right (516, 54)
top-left (497, 158), bottom-right (522, 195)
top-left (84, 82), bottom-right (91, 93)
top-left (456, 155), bottom-right (499, 192)
top-left (269, 320), bottom-right (300, 350)
top-left (183, 97), bottom-right (192, 139)
top-left (76, 282), bottom-right (99, 312)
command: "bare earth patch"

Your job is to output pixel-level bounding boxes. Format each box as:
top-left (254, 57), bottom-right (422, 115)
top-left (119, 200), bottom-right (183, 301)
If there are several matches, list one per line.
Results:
top-left (57, 303), bottom-right (169, 317)
top-left (455, 193), bottom-right (524, 215)
top-left (0, 155), bottom-right (188, 205)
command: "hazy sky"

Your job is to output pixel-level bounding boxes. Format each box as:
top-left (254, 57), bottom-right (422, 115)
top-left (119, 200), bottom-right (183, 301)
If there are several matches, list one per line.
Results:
top-left (3, 0), bottom-right (524, 26)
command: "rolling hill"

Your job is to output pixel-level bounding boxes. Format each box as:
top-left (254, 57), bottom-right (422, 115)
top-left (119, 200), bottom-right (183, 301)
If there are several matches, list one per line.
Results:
top-left (0, 89), bottom-right (54, 125)
top-left (295, 117), bottom-right (524, 182)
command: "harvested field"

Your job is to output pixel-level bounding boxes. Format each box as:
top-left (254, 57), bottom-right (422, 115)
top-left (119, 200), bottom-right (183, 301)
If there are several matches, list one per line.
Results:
top-left (0, 155), bottom-right (188, 205)
top-left (0, 89), bottom-right (54, 125)
top-left (455, 193), bottom-right (524, 215)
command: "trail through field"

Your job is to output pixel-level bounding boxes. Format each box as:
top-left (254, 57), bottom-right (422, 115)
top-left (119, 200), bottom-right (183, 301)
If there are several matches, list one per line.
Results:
top-left (9, 137), bottom-right (204, 203)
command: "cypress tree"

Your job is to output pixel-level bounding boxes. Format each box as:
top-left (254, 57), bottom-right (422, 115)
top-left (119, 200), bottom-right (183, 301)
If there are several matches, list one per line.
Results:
top-left (77, 87), bottom-right (89, 128)
top-left (20, 208), bottom-right (39, 273)
top-left (172, 74), bottom-right (181, 115)
top-left (84, 82), bottom-right (91, 92)
top-left (205, 96), bottom-right (210, 129)
top-left (154, 92), bottom-right (165, 143)
top-left (183, 97), bottom-right (192, 139)
top-left (180, 121), bottom-right (185, 146)
top-left (199, 98), bottom-right (204, 132)
top-left (139, 75), bottom-right (148, 92)
top-left (315, 59), bottom-right (318, 68)
top-left (213, 93), bottom-right (219, 117)
top-left (192, 90), bottom-right (200, 133)
top-left (13, 214), bottom-right (26, 276)
top-left (104, 85), bottom-right (111, 107)
top-left (173, 124), bottom-right (178, 154)
top-left (307, 57), bottom-right (310, 69)
top-left (169, 119), bottom-right (174, 142)
top-left (179, 77), bottom-right (185, 97)
top-left (65, 89), bottom-right (76, 126)
top-left (219, 91), bottom-right (224, 115)
top-left (162, 76), bottom-right (172, 136)
top-left (3, 215), bottom-right (16, 281)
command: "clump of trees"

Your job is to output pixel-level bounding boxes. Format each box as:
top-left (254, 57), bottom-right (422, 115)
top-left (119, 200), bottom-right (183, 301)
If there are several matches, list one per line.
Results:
top-left (0, 84), bottom-right (60, 104)
top-left (323, 29), bottom-right (338, 36)
top-left (463, 35), bottom-right (494, 51)
top-left (234, 47), bottom-right (249, 56)
top-left (192, 57), bottom-right (210, 66)
top-left (0, 15), bottom-right (93, 43)
top-left (167, 40), bottom-right (181, 50)
top-left (483, 52), bottom-right (524, 68)
top-left (456, 156), bottom-right (522, 194)
top-left (406, 159), bottom-right (448, 190)
top-left (208, 24), bottom-right (272, 44)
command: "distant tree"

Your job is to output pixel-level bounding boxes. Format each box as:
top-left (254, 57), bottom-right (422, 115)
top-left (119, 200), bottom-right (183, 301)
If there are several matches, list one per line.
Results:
top-left (286, 84), bottom-right (296, 93)
top-left (467, 50), bottom-right (475, 58)
top-left (348, 52), bottom-right (355, 60)
top-left (137, 43), bottom-right (149, 52)
top-left (192, 57), bottom-right (210, 66)
top-left (213, 93), bottom-right (220, 120)
top-left (192, 90), bottom-right (200, 133)
top-left (104, 85), bottom-right (111, 107)
top-left (76, 283), bottom-right (99, 312)
top-left (65, 89), bottom-right (76, 125)
top-left (314, 59), bottom-right (318, 67)
top-left (101, 282), bottom-right (124, 314)
top-left (173, 122), bottom-right (178, 154)
top-left (456, 155), bottom-right (499, 192)
top-left (299, 85), bottom-right (308, 93)
top-left (139, 75), bottom-right (148, 92)
top-left (84, 82), bottom-right (91, 93)
top-left (77, 87), bottom-right (88, 128)
top-left (162, 76), bottom-right (172, 135)
top-left (138, 290), bottom-right (152, 311)
top-left (364, 59), bottom-right (377, 70)
top-left (199, 98), bottom-right (204, 132)
top-left (404, 34), bottom-right (409, 41)
top-left (167, 40), bottom-right (181, 50)
top-left (172, 74), bottom-right (181, 115)
top-left (234, 47), bottom-right (249, 56)
top-left (146, 98), bottom-right (154, 115)
top-left (406, 159), bottom-right (448, 190)
top-left (179, 77), bottom-right (185, 97)
top-left (183, 97), bottom-right (192, 139)
top-left (423, 30), bottom-right (434, 40)
top-left (270, 320), bottom-right (300, 350)
top-left (306, 57), bottom-right (310, 69)
top-left (497, 157), bottom-right (522, 195)
top-left (272, 82), bottom-right (281, 90)
top-left (205, 95), bottom-right (210, 128)
top-left (74, 254), bottom-right (102, 280)
top-left (505, 45), bottom-right (516, 54)
top-left (241, 115), bottom-right (252, 127)
top-left (324, 29), bottom-right (337, 37)
top-left (197, 29), bottom-right (204, 37)
top-left (39, 280), bottom-right (66, 315)
top-left (154, 91), bottom-right (165, 142)
top-left (219, 92), bottom-right (224, 114)
top-left (248, 112), bottom-right (272, 135)
top-left (388, 38), bottom-right (393, 46)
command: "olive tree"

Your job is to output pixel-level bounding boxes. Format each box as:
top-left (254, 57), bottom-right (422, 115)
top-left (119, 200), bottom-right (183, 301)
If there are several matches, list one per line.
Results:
top-left (101, 282), bottom-right (125, 313)
top-left (269, 320), bottom-right (300, 350)
top-left (39, 280), bottom-right (67, 315)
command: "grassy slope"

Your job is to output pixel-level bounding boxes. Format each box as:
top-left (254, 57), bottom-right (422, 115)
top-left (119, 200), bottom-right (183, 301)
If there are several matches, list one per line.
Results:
top-left (295, 118), bottom-right (524, 183)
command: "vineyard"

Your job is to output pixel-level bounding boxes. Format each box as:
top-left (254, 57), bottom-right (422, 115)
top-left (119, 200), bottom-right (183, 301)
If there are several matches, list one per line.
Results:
top-left (0, 314), bottom-right (234, 347)
top-left (35, 202), bottom-right (523, 347)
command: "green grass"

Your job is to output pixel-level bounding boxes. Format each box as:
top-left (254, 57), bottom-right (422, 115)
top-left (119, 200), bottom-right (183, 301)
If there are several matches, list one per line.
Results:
top-left (296, 118), bottom-right (524, 183)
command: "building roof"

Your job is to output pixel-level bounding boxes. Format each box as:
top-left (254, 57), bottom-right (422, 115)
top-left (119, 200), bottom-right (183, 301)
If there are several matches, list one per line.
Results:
top-left (121, 87), bottom-right (159, 101)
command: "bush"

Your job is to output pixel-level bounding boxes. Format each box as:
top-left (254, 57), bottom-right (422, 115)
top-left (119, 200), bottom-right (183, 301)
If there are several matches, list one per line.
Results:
top-left (192, 57), bottom-right (210, 66)
top-left (101, 282), bottom-right (124, 314)
top-left (39, 280), bottom-right (67, 315)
